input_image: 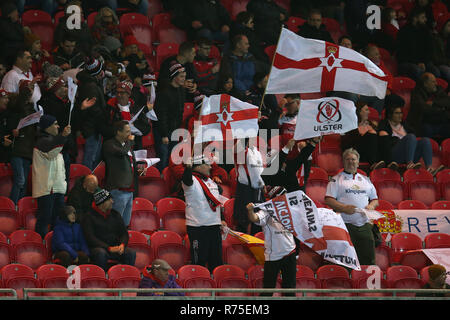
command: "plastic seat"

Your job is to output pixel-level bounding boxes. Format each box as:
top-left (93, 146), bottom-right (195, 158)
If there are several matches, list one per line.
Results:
top-left (22, 9), bottom-right (52, 25)
top-left (247, 265), bottom-right (265, 283)
top-left (296, 243), bottom-right (324, 272)
top-left (424, 233), bottom-right (450, 248)
top-left (376, 199), bottom-right (395, 210)
top-left (351, 265), bottom-right (384, 285)
top-left (373, 180), bottom-right (407, 207)
top-left (305, 179), bottom-right (328, 204)
top-left (138, 167), bottom-right (169, 204)
top-left (107, 264), bottom-right (141, 296)
top-left (400, 250), bottom-right (431, 272)
top-left (390, 232), bottom-right (423, 264)
top-left (151, 12), bottom-right (172, 43)
top-left (127, 230), bottom-right (152, 271)
top-left (9, 230), bottom-right (47, 270)
top-left (156, 197), bottom-right (187, 236)
top-left (431, 200), bottom-right (450, 209)
top-left (356, 278), bottom-right (391, 297)
top-left (386, 265), bottom-right (418, 287)
top-left (22, 10), bottom-right (54, 51)
top-left (397, 199), bottom-right (428, 209)
top-left (177, 264), bottom-right (211, 287)
top-left (316, 265), bottom-right (350, 281)
top-left (264, 45), bottom-right (276, 62)
top-left (0, 196), bottom-right (20, 235)
top-left (216, 277), bottom-right (251, 297)
top-left (321, 277), bottom-right (354, 297)
top-left (212, 264), bottom-right (246, 284)
top-left (158, 26), bottom-right (187, 44)
top-left (370, 167), bottom-right (402, 183)
top-left (229, 0), bottom-right (250, 20)
top-left (0, 163), bottom-right (13, 198)
top-left (392, 277), bottom-right (423, 297)
top-left (295, 277), bottom-right (322, 297)
top-left (129, 198), bottom-right (159, 234)
top-left (375, 244), bottom-right (391, 271)
top-left (223, 242), bottom-right (258, 273)
top-left (119, 12), bottom-right (150, 34)
top-left (286, 16), bottom-right (306, 32)
top-left (441, 138), bottom-right (450, 167)
top-left (391, 77), bottom-right (416, 119)
top-left (0, 264), bottom-right (40, 299)
top-left (76, 264), bottom-right (111, 297)
top-left (155, 42), bottom-right (179, 71)
top-left (435, 168), bottom-right (450, 200)
top-left (222, 198), bottom-right (236, 230)
top-left (43, 231), bottom-right (54, 262)
top-left (17, 196), bottom-right (38, 231)
top-left (183, 276), bottom-right (216, 296)
top-left (68, 164), bottom-right (92, 192)
top-left (91, 161), bottom-right (105, 188)
top-left (403, 168), bottom-right (438, 206)
top-left (419, 265), bottom-right (431, 285)
top-left (312, 148), bottom-right (343, 176)
top-left (36, 264), bottom-right (71, 297)
top-left (150, 230), bottom-right (187, 272)
top-left (322, 17), bottom-right (343, 43)
top-left (0, 232), bottom-right (11, 269)
top-left (296, 265), bottom-right (315, 279)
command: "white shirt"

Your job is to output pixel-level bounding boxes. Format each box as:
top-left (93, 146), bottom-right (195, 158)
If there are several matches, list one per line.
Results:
top-left (326, 171), bottom-right (378, 227)
top-left (255, 209), bottom-right (296, 261)
top-left (1, 66), bottom-right (41, 105)
top-left (236, 146), bottom-right (265, 189)
top-left (182, 176), bottom-right (222, 227)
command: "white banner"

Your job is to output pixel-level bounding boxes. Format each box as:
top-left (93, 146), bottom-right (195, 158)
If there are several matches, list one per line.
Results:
top-left (294, 97), bottom-right (358, 140)
top-left (17, 109), bottom-right (44, 130)
top-left (266, 28), bottom-right (388, 99)
top-left (255, 190), bottom-right (361, 270)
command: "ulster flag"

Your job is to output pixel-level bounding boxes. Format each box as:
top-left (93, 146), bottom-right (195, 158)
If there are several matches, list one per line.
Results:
top-left (266, 28), bottom-right (388, 99)
top-left (194, 94), bottom-right (259, 144)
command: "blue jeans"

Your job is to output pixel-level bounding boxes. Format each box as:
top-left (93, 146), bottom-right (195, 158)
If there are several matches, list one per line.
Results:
top-left (35, 193), bottom-right (65, 238)
top-left (110, 189), bottom-right (134, 227)
top-left (391, 134), bottom-right (432, 167)
top-left (82, 134), bottom-right (102, 171)
top-left (90, 247), bottom-right (136, 271)
top-left (10, 157), bottom-right (31, 205)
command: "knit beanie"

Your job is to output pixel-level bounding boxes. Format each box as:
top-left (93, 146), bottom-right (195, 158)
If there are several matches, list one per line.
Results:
top-left (84, 57), bottom-right (104, 76)
top-left (39, 114), bottom-right (57, 131)
top-left (46, 76), bottom-right (65, 93)
top-left (117, 80), bottom-right (133, 95)
top-left (93, 188), bottom-right (112, 206)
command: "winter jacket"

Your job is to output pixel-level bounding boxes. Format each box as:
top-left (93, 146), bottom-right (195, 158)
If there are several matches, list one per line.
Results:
top-left (32, 131), bottom-right (67, 198)
top-left (246, 0), bottom-right (287, 45)
top-left (297, 23), bottom-right (334, 43)
top-left (82, 204), bottom-right (129, 251)
top-left (52, 47), bottom-right (86, 70)
top-left (138, 273), bottom-right (184, 296)
top-left (0, 16), bottom-right (24, 61)
top-left (219, 52), bottom-right (259, 94)
top-left (396, 23), bottom-right (434, 65)
top-left (153, 83), bottom-right (185, 139)
top-left (66, 176), bottom-right (95, 223)
top-left (52, 217), bottom-right (90, 259)
top-left (106, 97), bottom-right (151, 138)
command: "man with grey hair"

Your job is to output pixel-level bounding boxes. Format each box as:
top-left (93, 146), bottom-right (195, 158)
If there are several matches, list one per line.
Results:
top-left (325, 148), bottom-right (379, 265)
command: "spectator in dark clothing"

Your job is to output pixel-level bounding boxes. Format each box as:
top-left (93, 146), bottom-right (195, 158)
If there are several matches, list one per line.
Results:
top-left (182, 0), bottom-right (231, 42)
top-left (82, 188), bottom-right (136, 271)
top-left (91, 6), bottom-right (121, 45)
top-left (193, 38), bottom-right (221, 96)
top-left (73, 58), bottom-right (112, 170)
top-left (215, 73), bottom-right (246, 100)
top-left (413, 0), bottom-right (435, 30)
top-left (247, 0), bottom-right (287, 46)
top-left (396, 7), bottom-right (438, 81)
top-left (54, 1), bottom-right (94, 55)
top-left (66, 174), bottom-right (99, 223)
top-left (407, 72), bottom-right (450, 139)
top-left (0, 1), bottom-right (25, 64)
top-left (230, 11), bottom-right (268, 64)
top-left (24, 32), bottom-right (53, 78)
top-left (417, 264), bottom-right (450, 297)
top-left (431, 16), bottom-right (450, 84)
top-left (0, 89), bottom-right (12, 163)
top-left (52, 205), bottom-right (90, 268)
top-left (297, 9), bottom-right (334, 43)
top-left (154, 62), bottom-right (186, 171)
top-left (138, 259), bottom-right (184, 296)
top-left (344, 0), bottom-right (370, 48)
top-left (219, 35), bottom-right (264, 95)
top-left (53, 37), bottom-right (86, 71)
top-left (117, 0), bottom-right (148, 15)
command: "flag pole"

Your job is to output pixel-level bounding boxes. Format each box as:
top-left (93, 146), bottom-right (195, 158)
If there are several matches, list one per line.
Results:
top-left (259, 26), bottom-right (285, 112)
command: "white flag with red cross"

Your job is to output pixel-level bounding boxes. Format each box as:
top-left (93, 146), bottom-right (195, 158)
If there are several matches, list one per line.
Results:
top-left (266, 28), bottom-right (388, 99)
top-left (194, 94), bottom-right (259, 144)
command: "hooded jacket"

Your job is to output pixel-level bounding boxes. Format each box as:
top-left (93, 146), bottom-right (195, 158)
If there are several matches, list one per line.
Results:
top-left (52, 216), bottom-right (90, 259)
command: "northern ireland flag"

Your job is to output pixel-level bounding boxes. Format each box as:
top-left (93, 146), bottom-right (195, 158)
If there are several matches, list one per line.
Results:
top-left (194, 94), bottom-right (259, 144)
top-left (266, 28), bottom-right (388, 99)
top-left (294, 97), bottom-right (358, 140)
top-left (255, 190), bottom-right (361, 270)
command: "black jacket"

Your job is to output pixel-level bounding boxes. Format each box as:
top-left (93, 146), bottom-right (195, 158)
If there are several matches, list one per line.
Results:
top-left (154, 83), bottom-right (185, 139)
top-left (52, 47), bottom-right (86, 70)
top-left (246, 0), bottom-right (287, 45)
top-left (0, 16), bottom-right (24, 62)
top-left (396, 23), bottom-right (433, 65)
top-left (66, 176), bottom-right (95, 223)
top-left (82, 206), bottom-right (129, 250)
top-left (297, 23), bottom-right (334, 43)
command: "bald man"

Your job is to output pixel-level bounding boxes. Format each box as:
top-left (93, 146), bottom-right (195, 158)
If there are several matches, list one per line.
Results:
top-left (67, 174), bottom-right (99, 223)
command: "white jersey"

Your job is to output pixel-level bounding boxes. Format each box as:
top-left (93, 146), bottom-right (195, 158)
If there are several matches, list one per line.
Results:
top-left (255, 209), bottom-right (296, 261)
top-left (182, 177), bottom-right (222, 227)
top-left (325, 171), bottom-right (378, 227)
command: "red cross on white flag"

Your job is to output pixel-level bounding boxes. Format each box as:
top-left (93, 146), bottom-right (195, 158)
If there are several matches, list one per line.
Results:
top-left (194, 94), bottom-right (259, 144)
top-left (266, 28), bottom-right (388, 99)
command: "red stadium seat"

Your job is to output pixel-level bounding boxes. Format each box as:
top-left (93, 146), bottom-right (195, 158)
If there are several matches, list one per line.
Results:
top-left (107, 264), bottom-right (141, 296)
top-left (296, 243), bottom-right (324, 272)
top-left (441, 138), bottom-right (450, 167)
top-left (305, 167), bottom-right (330, 204)
top-left (0, 264), bottom-right (40, 299)
top-left (150, 230), bottom-right (187, 272)
top-left (322, 17), bottom-right (343, 43)
top-left (155, 43), bottom-right (179, 71)
top-left (431, 200), bottom-right (450, 209)
top-left (0, 196), bottom-right (20, 236)
top-left (436, 169), bottom-right (450, 200)
top-left (370, 167), bottom-right (402, 183)
top-left (356, 278), bottom-right (391, 297)
top-left (151, 12), bottom-right (172, 42)
top-left (312, 148), bottom-right (343, 176)
top-left (392, 277), bottom-right (423, 297)
top-left (229, 0), bottom-right (250, 20)
top-left (36, 264), bottom-right (72, 297)
top-left (375, 244), bottom-right (392, 271)
top-left (212, 264), bottom-right (246, 284)
top-left (420, 265), bottom-right (431, 285)
top-left (286, 16), bottom-right (306, 32)
top-left (158, 26), bottom-right (187, 44)
top-left (223, 242), bottom-right (258, 273)
top-left (351, 265), bottom-right (384, 284)
top-left (424, 233), bottom-right (450, 249)
top-left (130, 198), bottom-right (159, 234)
top-left (0, 163), bottom-right (13, 198)
top-left (376, 199), bottom-right (396, 210)
top-left (17, 196), bottom-right (38, 231)
top-left (92, 161), bottom-right (105, 188)
top-left (391, 77), bottom-right (416, 119)
top-left (9, 230), bottom-right (47, 270)
top-left (386, 265), bottom-right (418, 287)
top-left (119, 12), bottom-right (150, 36)
top-left (86, 11), bottom-right (97, 28)
top-left (296, 265), bottom-right (315, 279)
top-left (373, 180), bottom-right (407, 207)
top-left (321, 277), bottom-right (354, 297)
top-left (436, 77), bottom-right (448, 91)
top-left (183, 276), bottom-right (216, 296)
top-left (0, 232), bottom-right (11, 269)
top-left (295, 277), bottom-right (322, 297)
top-left (247, 265), bottom-right (265, 283)
top-left (316, 265), bottom-right (349, 281)
top-left (127, 230), bottom-right (152, 271)
top-left (264, 45), bottom-right (276, 62)
top-left (177, 264), bottom-right (211, 287)
top-left (76, 264), bottom-right (111, 297)
top-left (390, 232), bottom-right (423, 264)
top-left (400, 250), bottom-right (431, 272)
top-left (222, 198), bottom-right (236, 230)
top-left (397, 199), bottom-right (428, 209)
top-left (156, 197), bottom-right (187, 236)
top-left (138, 166), bottom-right (168, 204)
